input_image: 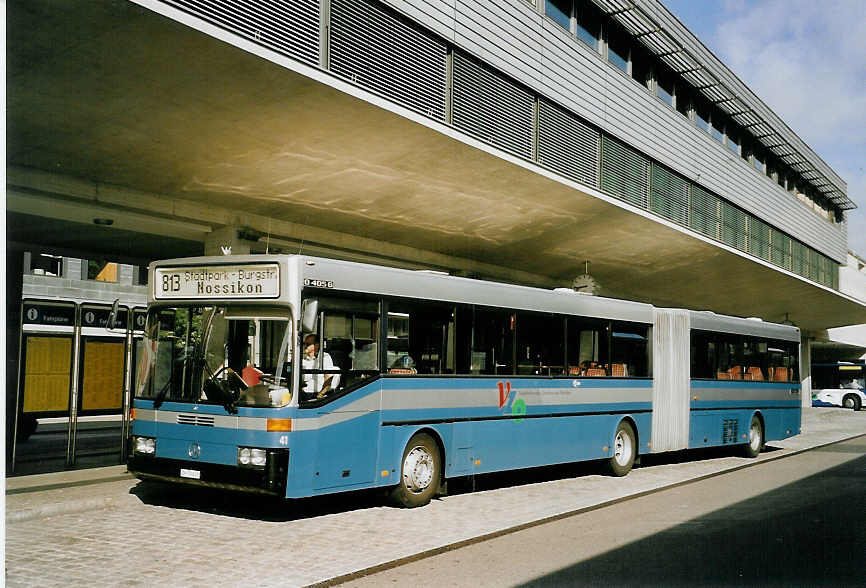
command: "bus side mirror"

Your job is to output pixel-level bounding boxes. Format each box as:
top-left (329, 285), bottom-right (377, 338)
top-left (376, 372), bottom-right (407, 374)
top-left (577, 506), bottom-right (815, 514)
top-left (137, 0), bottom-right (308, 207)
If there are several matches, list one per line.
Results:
top-left (108, 299), bottom-right (120, 330)
top-left (301, 299), bottom-right (319, 333)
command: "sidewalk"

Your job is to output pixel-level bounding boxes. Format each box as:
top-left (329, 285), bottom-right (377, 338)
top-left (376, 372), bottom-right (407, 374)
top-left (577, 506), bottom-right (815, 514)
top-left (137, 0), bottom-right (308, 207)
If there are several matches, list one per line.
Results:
top-left (5, 407), bottom-right (866, 587)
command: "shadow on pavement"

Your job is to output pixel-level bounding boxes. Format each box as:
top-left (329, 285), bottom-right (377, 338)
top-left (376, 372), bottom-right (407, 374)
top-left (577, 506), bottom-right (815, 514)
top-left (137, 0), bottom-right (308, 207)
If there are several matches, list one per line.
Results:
top-left (128, 442), bottom-right (767, 521)
top-left (519, 452), bottom-right (866, 586)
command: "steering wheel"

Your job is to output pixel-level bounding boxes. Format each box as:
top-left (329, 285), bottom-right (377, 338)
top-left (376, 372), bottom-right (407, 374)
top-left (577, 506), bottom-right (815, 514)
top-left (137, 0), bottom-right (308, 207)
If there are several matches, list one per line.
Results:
top-left (210, 365), bottom-right (248, 398)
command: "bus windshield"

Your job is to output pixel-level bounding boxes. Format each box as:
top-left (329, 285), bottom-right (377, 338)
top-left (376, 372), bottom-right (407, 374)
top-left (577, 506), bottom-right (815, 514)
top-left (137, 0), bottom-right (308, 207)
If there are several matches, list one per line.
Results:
top-left (136, 305), bottom-right (293, 409)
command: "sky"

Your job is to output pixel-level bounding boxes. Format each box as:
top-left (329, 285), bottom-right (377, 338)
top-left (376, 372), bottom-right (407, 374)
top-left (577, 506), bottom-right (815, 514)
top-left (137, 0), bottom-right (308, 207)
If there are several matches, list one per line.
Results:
top-left (661, 0), bottom-right (866, 257)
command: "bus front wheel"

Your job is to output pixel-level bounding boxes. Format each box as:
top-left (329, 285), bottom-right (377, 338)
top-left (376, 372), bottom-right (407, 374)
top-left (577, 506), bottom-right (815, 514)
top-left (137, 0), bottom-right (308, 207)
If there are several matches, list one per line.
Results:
top-left (390, 433), bottom-right (441, 508)
top-left (842, 394), bottom-right (861, 411)
top-left (606, 421), bottom-right (636, 477)
top-left (742, 415), bottom-right (764, 458)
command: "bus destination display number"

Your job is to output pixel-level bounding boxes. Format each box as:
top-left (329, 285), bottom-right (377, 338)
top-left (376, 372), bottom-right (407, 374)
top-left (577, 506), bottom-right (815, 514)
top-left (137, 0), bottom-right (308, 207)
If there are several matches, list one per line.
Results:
top-left (154, 264), bottom-right (280, 299)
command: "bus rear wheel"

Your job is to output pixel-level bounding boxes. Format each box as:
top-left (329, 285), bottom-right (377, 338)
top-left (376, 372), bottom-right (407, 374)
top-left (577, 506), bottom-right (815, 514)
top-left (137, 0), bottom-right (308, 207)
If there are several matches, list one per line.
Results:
top-left (606, 421), bottom-right (636, 477)
top-left (742, 415), bottom-right (764, 458)
top-left (390, 433), bottom-right (440, 508)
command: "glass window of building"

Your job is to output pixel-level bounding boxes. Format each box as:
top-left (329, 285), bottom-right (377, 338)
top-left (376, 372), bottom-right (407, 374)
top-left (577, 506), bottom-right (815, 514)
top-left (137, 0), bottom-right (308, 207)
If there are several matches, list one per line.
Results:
top-left (655, 66), bottom-right (675, 107)
top-left (710, 111), bottom-right (724, 143)
top-left (753, 148), bottom-right (766, 172)
top-left (607, 25), bottom-right (629, 73)
top-left (546, 0), bottom-right (572, 31)
top-left (575, 0), bottom-right (601, 51)
top-left (726, 127), bottom-right (740, 156)
top-left (630, 45), bottom-right (651, 88)
top-left (675, 82), bottom-right (690, 117)
top-left (695, 100), bottom-right (710, 132)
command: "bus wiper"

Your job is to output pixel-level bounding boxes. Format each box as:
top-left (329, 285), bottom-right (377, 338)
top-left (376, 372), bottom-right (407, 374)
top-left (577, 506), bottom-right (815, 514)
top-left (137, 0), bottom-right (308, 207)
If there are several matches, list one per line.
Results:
top-left (153, 378), bottom-right (171, 409)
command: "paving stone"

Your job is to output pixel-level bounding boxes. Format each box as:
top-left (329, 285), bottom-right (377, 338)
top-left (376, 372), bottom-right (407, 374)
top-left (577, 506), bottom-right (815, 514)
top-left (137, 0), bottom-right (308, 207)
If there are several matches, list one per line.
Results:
top-left (5, 408), bottom-right (865, 587)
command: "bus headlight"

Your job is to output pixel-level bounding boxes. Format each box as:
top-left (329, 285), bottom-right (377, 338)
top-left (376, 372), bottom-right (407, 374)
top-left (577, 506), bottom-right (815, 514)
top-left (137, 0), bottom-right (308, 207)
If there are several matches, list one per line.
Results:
top-left (238, 447), bottom-right (267, 469)
top-left (133, 436), bottom-right (156, 455)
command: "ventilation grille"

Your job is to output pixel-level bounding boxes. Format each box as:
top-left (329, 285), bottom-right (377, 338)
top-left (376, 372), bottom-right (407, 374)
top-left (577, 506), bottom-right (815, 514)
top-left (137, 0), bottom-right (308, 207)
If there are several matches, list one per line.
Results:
top-left (161, 0), bottom-right (321, 66)
top-left (329, 0), bottom-right (447, 120)
top-left (650, 163), bottom-right (689, 225)
top-left (452, 51), bottom-right (534, 159)
top-left (722, 418), bottom-right (738, 444)
top-left (177, 414), bottom-right (215, 427)
top-left (537, 99), bottom-right (599, 188)
top-left (600, 135), bottom-right (649, 208)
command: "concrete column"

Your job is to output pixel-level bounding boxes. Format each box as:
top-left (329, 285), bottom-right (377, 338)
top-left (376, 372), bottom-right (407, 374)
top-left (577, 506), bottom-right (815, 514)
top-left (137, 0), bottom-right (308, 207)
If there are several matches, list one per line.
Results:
top-left (204, 226), bottom-right (251, 256)
top-left (118, 264), bottom-right (135, 285)
top-left (62, 257), bottom-right (87, 280)
top-left (800, 333), bottom-right (812, 416)
top-left (6, 250), bottom-right (24, 473)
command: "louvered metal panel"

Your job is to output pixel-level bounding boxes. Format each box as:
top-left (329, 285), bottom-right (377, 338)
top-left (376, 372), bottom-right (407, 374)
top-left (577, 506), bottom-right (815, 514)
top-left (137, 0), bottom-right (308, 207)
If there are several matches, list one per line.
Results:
top-left (792, 241), bottom-right (808, 277)
top-left (769, 228), bottom-right (791, 270)
top-left (748, 217), bottom-right (771, 261)
top-left (600, 135), bottom-right (649, 208)
top-left (689, 184), bottom-right (720, 239)
top-left (330, 0), bottom-right (447, 120)
top-left (720, 201), bottom-right (747, 252)
top-left (537, 100), bottom-right (599, 188)
top-left (650, 163), bottom-right (689, 226)
top-left (452, 50), bottom-right (534, 159)
top-left (161, 0), bottom-right (320, 66)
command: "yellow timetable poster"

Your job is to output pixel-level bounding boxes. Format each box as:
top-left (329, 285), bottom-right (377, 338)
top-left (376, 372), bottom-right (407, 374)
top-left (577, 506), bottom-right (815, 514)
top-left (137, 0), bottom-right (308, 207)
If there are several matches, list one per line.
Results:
top-left (81, 340), bottom-right (125, 411)
top-left (23, 337), bottom-right (72, 412)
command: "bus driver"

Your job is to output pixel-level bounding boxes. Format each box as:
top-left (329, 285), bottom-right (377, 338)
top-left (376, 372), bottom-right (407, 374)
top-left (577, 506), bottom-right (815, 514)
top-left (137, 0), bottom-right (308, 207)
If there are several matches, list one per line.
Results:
top-left (302, 333), bottom-right (340, 399)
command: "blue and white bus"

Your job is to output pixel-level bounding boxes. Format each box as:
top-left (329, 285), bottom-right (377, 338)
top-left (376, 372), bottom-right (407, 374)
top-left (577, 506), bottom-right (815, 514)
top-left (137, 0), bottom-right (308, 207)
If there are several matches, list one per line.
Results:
top-left (128, 255), bottom-right (801, 507)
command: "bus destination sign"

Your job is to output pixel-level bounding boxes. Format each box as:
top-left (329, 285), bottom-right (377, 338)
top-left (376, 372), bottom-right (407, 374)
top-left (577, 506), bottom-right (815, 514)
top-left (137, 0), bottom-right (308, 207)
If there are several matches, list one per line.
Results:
top-left (154, 264), bottom-right (280, 299)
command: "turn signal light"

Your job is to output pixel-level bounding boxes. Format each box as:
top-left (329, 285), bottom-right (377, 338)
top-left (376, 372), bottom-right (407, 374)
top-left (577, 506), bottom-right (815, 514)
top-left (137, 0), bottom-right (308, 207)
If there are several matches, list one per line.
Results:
top-left (267, 418), bottom-right (292, 432)
top-left (129, 408), bottom-right (136, 422)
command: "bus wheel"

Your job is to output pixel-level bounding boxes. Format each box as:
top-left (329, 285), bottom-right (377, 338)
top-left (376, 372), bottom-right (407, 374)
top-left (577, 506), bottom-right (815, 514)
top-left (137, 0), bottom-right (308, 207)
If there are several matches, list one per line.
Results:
top-left (390, 433), bottom-right (440, 508)
top-left (842, 394), bottom-right (861, 411)
top-left (606, 421), bottom-right (636, 477)
top-left (743, 415), bottom-right (764, 458)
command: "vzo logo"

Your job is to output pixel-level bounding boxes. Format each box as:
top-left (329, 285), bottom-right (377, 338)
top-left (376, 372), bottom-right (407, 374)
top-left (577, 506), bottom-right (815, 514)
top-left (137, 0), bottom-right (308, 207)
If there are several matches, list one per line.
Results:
top-left (497, 381), bottom-right (526, 423)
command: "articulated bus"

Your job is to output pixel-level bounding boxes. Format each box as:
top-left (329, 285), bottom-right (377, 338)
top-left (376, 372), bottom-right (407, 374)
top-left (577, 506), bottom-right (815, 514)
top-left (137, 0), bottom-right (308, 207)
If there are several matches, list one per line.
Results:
top-left (128, 255), bottom-right (801, 507)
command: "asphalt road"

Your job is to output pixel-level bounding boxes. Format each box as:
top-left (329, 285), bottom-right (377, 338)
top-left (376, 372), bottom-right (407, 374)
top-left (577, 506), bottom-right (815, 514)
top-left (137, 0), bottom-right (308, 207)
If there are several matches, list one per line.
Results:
top-left (340, 436), bottom-right (866, 587)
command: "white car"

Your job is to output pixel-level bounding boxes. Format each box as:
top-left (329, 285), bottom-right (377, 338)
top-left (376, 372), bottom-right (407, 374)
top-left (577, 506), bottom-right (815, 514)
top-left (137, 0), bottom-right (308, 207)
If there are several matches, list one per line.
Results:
top-left (812, 388), bottom-right (865, 411)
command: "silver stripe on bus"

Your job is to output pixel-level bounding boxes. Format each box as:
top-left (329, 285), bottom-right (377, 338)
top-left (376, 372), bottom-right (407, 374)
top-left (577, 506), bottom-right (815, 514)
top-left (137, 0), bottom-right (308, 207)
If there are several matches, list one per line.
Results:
top-left (135, 409), bottom-right (267, 431)
top-left (691, 386), bottom-right (800, 402)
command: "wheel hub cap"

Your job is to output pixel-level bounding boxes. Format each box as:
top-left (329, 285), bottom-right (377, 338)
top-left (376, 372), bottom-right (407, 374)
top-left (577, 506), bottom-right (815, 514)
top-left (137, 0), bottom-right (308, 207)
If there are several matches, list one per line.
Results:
top-left (403, 446), bottom-right (434, 492)
top-left (614, 431), bottom-right (632, 466)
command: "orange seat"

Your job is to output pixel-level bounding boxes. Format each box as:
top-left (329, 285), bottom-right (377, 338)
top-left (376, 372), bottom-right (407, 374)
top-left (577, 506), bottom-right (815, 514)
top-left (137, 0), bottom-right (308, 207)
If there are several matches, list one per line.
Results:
top-left (568, 366), bottom-right (581, 376)
top-left (611, 363), bottom-right (627, 377)
top-left (746, 366), bottom-right (764, 381)
top-left (729, 366), bottom-right (743, 380)
top-left (388, 368), bottom-right (416, 375)
top-left (772, 367), bottom-right (790, 382)
top-left (717, 372), bottom-right (731, 380)
top-left (584, 368), bottom-right (607, 377)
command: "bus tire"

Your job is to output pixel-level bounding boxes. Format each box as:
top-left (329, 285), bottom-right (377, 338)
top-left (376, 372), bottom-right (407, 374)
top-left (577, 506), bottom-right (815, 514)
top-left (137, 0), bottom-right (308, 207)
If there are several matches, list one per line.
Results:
top-left (390, 433), bottom-right (440, 508)
top-left (743, 415), bottom-right (763, 458)
top-left (606, 421), bottom-right (636, 477)
top-left (842, 394), bottom-right (861, 411)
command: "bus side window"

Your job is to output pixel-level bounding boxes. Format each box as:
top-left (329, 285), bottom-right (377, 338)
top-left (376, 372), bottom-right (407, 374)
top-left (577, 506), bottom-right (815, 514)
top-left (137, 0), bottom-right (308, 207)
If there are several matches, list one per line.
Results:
top-left (386, 300), bottom-right (455, 375)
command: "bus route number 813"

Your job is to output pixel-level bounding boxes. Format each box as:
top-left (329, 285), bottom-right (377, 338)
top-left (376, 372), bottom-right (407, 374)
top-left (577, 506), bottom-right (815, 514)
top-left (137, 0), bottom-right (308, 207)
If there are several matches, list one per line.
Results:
top-left (162, 274), bottom-right (180, 292)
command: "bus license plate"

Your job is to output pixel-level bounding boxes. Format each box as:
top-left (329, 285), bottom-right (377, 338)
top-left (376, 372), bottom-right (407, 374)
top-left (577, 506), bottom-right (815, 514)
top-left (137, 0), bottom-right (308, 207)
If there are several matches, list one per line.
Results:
top-left (180, 468), bottom-right (201, 480)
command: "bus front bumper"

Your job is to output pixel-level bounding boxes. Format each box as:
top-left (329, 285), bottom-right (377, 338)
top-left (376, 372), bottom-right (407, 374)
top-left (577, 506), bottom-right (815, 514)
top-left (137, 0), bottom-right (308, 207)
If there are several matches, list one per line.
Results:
top-left (128, 450), bottom-right (289, 496)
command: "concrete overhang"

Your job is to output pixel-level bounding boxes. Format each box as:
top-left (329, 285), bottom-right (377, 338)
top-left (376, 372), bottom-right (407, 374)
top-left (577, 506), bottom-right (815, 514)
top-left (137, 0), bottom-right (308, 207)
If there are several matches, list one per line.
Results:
top-left (7, 0), bottom-right (866, 332)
